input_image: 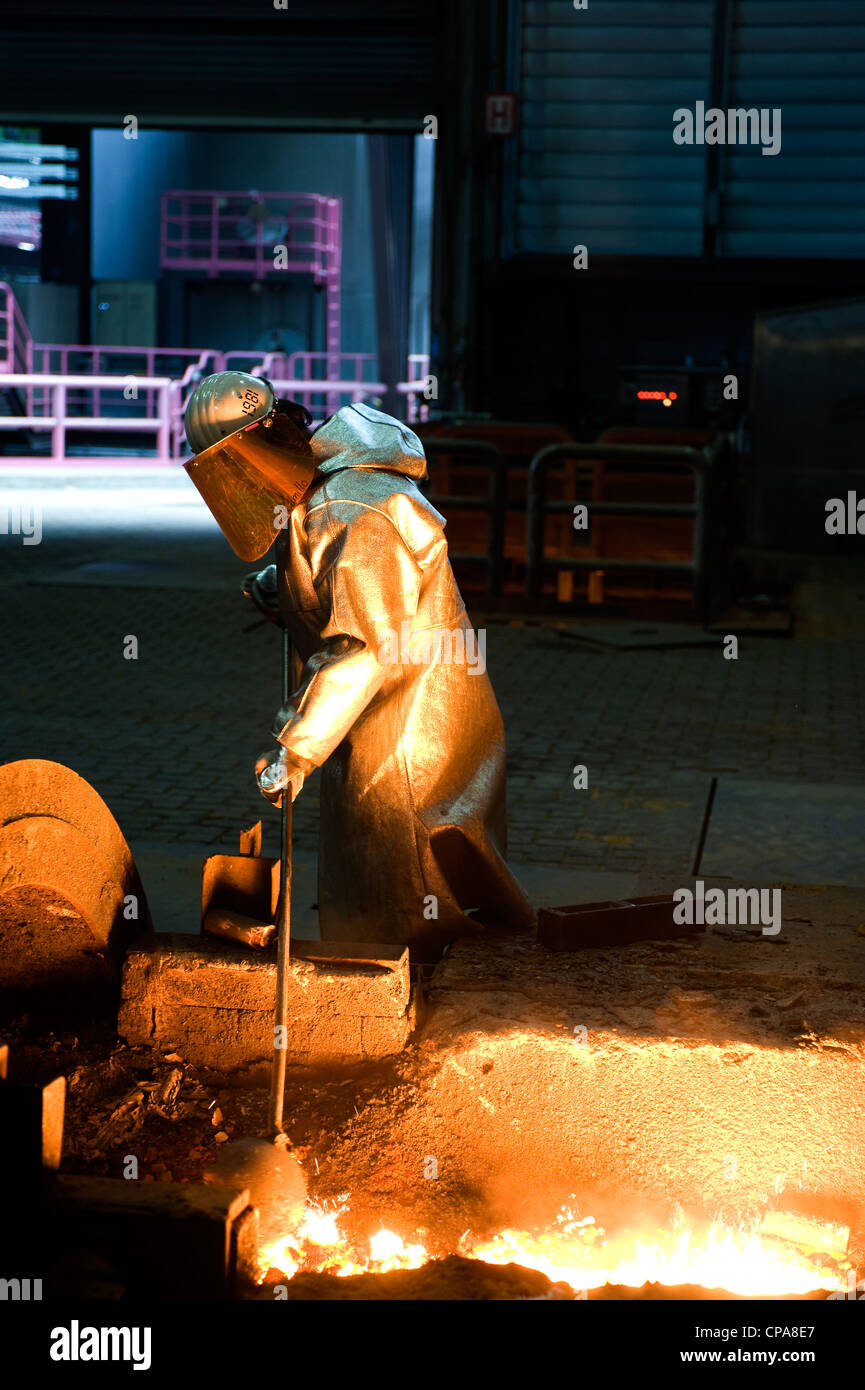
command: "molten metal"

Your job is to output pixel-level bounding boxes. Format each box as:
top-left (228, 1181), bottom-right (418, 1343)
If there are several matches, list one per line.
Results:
top-left (260, 1199), bottom-right (850, 1297)
top-left (462, 1209), bottom-right (847, 1297)
top-left (260, 1199), bottom-right (428, 1281)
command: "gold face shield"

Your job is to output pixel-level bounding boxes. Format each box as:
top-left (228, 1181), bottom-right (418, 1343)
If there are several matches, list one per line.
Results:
top-left (183, 413), bottom-right (317, 562)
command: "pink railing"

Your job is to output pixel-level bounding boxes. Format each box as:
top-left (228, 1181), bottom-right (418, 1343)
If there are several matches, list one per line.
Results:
top-left (0, 281), bottom-right (34, 418)
top-left (0, 281), bottom-right (431, 464)
top-left (171, 354), bottom-right (387, 452)
top-left (161, 190), bottom-right (343, 410)
top-left (401, 354), bottom-right (433, 424)
top-left (0, 282), bottom-right (33, 371)
top-left (0, 372), bottom-right (173, 463)
top-left (160, 191), bottom-right (340, 283)
top-left (31, 346), bottom-right (223, 421)
top-left (0, 365), bottom-right (429, 466)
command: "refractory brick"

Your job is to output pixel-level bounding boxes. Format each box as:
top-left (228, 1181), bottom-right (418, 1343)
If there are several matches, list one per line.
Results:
top-left (118, 933), bottom-right (415, 1070)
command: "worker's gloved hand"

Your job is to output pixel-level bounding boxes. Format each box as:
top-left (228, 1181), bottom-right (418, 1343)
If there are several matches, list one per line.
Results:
top-left (255, 747), bottom-right (305, 807)
top-left (241, 565), bottom-right (282, 625)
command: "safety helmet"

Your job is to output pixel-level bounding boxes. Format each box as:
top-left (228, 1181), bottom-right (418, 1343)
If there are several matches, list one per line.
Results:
top-left (183, 371), bottom-right (317, 563)
top-left (184, 370), bottom-right (277, 454)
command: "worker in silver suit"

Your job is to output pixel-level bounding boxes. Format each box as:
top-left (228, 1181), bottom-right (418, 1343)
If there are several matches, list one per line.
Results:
top-left (184, 371), bottom-right (533, 958)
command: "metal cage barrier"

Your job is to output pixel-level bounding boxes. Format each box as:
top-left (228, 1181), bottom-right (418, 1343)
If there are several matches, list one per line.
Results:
top-left (419, 437), bottom-right (507, 598)
top-left (525, 435), bottom-right (732, 619)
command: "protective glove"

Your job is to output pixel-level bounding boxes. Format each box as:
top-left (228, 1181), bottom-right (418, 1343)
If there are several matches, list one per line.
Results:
top-left (241, 565), bottom-right (282, 625)
top-left (255, 747), bottom-right (305, 808)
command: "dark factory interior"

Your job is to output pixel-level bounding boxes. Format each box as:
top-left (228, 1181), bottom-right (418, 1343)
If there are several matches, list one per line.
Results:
top-left (0, 0), bottom-right (864, 1348)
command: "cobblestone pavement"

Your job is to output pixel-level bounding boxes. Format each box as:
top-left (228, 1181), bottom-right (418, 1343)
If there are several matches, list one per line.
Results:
top-left (2, 481), bottom-right (865, 912)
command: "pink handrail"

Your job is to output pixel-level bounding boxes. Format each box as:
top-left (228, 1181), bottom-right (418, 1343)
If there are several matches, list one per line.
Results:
top-left (0, 372), bottom-right (173, 462)
top-left (403, 354), bottom-right (431, 423)
top-left (0, 281), bottom-right (34, 414)
top-left (31, 345), bottom-right (225, 421)
top-left (0, 284), bottom-right (430, 462)
top-left (161, 190), bottom-right (343, 412)
top-left (160, 190), bottom-right (340, 282)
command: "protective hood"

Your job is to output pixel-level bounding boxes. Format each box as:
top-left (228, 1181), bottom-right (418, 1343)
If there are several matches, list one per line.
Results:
top-left (310, 402), bottom-right (428, 482)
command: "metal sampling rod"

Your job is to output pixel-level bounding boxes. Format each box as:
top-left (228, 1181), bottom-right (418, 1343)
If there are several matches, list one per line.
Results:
top-left (267, 623), bottom-right (292, 1139)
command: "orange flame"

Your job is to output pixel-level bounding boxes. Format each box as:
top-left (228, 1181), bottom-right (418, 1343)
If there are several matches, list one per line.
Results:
top-left (259, 1200), bottom-right (849, 1297)
top-left (461, 1210), bottom-right (847, 1297)
top-left (259, 1199), bottom-right (429, 1281)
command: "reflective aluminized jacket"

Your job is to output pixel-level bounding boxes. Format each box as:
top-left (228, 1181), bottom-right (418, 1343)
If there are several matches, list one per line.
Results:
top-left (272, 402), bottom-right (533, 956)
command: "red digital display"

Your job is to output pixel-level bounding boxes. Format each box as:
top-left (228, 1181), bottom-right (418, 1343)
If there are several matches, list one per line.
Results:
top-left (637, 389), bottom-right (678, 403)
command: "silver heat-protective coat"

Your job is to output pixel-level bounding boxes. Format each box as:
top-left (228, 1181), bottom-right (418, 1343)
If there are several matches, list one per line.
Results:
top-left (271, 402), bottom-right (533, 955)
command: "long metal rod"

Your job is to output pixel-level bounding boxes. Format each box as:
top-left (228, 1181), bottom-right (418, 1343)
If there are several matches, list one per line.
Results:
top-left (268, 623), bottom-right (292, 1139)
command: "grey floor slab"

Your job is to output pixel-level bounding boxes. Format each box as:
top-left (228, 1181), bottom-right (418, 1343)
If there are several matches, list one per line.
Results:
top-left (34, 561), bottom-right (232, 591)
top-left (698, 778), bottom-right (865, 886)
top-left (513, 863), bottom-right (639, 907)
top-left (558, 621), bottom-right (718, 650)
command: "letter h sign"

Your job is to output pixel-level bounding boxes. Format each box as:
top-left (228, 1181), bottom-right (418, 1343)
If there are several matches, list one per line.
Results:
top-left (485, 93), bottom-right (516, 136)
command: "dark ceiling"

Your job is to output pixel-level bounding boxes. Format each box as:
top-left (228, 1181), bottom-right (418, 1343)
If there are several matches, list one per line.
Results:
top-left (0, 1), bottom-right (447, 127)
